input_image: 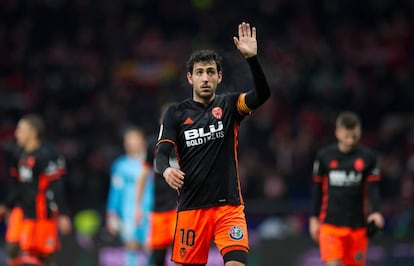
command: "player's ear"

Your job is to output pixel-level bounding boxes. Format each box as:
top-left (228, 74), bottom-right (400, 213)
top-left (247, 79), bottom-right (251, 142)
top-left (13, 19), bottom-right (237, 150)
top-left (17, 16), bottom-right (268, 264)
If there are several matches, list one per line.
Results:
top-left (187, 72), bottom-right (193, 85)
top-left (335, 127), bottom-right (340, 139)
top-left (217, 71), bottom-right (223, 84)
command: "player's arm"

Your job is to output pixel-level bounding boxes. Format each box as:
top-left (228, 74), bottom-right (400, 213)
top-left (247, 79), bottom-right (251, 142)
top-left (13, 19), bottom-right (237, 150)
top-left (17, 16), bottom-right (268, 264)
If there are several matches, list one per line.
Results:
top-left (233, 22), bottom-right (270, 113)
top-left (366, 162), bottom-right (384, 230)
top-left (135, 157), bottom-right (151, 225)
top-left (45, 155), bottom-right (72, 235)
top-left (0, 172), bottom-right (17, 220)
top-left (2, 142), bottom-right (22, 212)
top-left (106, 164), bottom-right (123, 235)
top-left (309, 158), bottom-right (323, 243)
top-left (154, 107), bottom-right (184, 191)
top-left (4, 167), bottom-right (21, 210)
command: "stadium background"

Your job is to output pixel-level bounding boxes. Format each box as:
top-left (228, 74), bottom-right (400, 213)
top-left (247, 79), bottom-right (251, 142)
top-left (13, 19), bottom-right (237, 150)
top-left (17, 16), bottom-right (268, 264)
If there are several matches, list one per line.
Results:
top-left (0, 0), bottom-right (413, 265)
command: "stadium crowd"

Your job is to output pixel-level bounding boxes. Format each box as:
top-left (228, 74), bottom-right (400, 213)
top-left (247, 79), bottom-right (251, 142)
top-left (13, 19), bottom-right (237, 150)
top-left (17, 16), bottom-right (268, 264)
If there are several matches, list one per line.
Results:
top-left (0, 0), bottom-right (413, 240)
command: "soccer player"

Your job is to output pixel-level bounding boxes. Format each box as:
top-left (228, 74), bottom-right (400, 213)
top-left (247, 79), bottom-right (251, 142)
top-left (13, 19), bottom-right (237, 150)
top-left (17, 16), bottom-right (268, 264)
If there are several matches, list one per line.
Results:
top-left (8, 114), bottom-right (72, 266)
top-left (0, 140), bottom-right (25, 266)
top-left (155, 22), bottom-right (271, 266)
top-left (309, 111), bottom-right (384, 266)
top-left (141, 132), bottom-right (178, 266)
top-left (106, 126), bottom-right (153, 266)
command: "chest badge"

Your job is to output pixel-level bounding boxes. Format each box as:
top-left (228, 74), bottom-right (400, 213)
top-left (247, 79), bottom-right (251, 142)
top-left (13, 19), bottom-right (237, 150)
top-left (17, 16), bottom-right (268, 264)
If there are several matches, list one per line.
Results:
top-left (354, 158), bottom-right (365, 171)
top-left (329, 160), bottom-right (338, 168)
top-left (212, 107), bottom-right (223, 119)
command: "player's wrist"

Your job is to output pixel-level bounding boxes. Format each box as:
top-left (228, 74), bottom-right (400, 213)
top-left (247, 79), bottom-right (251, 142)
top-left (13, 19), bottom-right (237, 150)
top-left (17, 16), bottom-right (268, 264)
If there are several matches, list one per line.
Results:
top-left (246, 55), bottom-right (258, 60)
top-left (162, 167), bottom-right (171, 178)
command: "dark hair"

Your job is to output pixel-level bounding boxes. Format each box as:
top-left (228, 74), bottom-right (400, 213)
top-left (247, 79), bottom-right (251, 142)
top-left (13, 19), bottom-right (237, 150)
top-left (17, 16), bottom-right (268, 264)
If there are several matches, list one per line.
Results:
top-left (21, 114), bottom-right (45, 139)
top-left (186, 50), bottom-right (223, 74)
top-left (336, 111), bottom-right (361, 129)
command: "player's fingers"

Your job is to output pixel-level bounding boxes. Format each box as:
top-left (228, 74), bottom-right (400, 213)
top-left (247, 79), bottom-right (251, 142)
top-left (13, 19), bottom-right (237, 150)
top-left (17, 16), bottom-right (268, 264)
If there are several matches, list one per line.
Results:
top-left (174, 176), bottom-right (184, 187)
top-left (245, 23), bottom-right (251, 37)
top-left (233, 36), bottom-right (239, 47)
top-left (174, 169), bottom-right (185, 180)
top-left (238, 23), bottom-right (244, 38)
top-left (252, 27), bottom-right (257, 39)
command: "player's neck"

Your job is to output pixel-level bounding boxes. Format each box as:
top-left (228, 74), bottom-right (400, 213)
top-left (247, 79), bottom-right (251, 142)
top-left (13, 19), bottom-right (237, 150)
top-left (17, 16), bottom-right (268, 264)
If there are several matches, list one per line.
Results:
top-left (24, 139), bottom-right (40, 153)
top-left (337, 143), bottom-right (356, 153)
top-left (128, 152), bottom-right (143, 159)
top-left (193, 94), bottom-right (215, 107)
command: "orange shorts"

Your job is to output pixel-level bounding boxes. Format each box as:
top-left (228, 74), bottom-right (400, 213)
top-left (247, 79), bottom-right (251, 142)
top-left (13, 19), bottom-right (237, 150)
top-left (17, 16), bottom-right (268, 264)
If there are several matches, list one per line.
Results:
top-left (148, 209), bottom-right (176, 250)
top-left (171, 205), bottom-right (249, 264)
top-left (319, 224), bottom-right (368, 266)
top-left (6, 207), bottom-right (24, 243)
top-left (20, 218), bottom-right (59, 255)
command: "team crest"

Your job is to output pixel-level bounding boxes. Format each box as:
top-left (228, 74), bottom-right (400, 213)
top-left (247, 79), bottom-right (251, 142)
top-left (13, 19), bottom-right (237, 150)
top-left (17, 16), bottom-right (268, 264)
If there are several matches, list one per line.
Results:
top-left (354, 158), bottom-right (365, 172)
top-left (26, 156), bottom-right (36, 167)
top-left (46, 237), bottom-right (55, 247)
top-left (212, 107), bottom-right (223, 119)
top-left (179, 247), bottom-right (187, 258)
top-left (354, 251), bottom-right (364, 261)
top-left (229, 226), bottom-right (244, 240)
top-left (329, 160), bottom-right (338, 168)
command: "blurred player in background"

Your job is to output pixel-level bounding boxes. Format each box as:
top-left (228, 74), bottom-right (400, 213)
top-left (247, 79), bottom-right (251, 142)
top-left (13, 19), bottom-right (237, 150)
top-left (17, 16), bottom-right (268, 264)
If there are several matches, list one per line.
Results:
top-left (155, 22), bottom-right (270, 266)
top-left (0, 142), bottom-right (25, 266)
top-left (309, 111), bottom-right (384, 266)
top-left (2, 114), bottom-right (72, 266)
top-left (106, 126), bottom-right (153, 266)
top-left (138, 104), bottom-right (178, 266)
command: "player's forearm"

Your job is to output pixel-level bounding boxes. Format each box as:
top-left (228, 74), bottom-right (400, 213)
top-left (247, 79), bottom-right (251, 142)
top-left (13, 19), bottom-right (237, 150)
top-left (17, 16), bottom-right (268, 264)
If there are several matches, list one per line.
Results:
top-left (368, 181), bottom-right (381, 213)
top-left (49, 179), bottom-right (70, 215)
top-left (136, 167), bottom-right (149, 205)
top-left (154, 141), bottom-right (174, 175)
top-left (310, 182), bottom-right (323, 217)
top-left (244, 56), bottom-right (271, 109)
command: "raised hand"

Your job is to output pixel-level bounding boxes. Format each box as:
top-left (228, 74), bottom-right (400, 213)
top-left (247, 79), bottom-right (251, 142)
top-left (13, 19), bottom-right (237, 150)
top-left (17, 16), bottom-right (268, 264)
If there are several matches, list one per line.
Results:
top-left (233, 22), bottom-right (257, 58)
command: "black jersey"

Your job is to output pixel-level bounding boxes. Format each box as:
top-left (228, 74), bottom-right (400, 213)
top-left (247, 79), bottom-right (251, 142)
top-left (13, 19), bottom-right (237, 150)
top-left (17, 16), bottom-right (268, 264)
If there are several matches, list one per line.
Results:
top-left (157, 93), bottom-right (247, 211)
top-left (146, 134), bottom-right (178, 212)
top-left (311, 144), bottom-right (381, 228)
top-left (9, 142), bottom-right (66, 219)
top-left (3, 142), bottom-right (23, 208)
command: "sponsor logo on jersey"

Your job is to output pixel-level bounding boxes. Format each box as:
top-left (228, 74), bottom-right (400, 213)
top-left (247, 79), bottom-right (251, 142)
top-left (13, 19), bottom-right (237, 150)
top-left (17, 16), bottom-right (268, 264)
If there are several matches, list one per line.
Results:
top-left (329, 170), bottom-right (362, 186)
top-left (18, 165), bottom-right (33, 182)
top-left (229, 226), bottom-right (244, 240)
top-left (184, 117), bottom-right (194, 125)
top-left (184, 121), bottom-right (225, 147)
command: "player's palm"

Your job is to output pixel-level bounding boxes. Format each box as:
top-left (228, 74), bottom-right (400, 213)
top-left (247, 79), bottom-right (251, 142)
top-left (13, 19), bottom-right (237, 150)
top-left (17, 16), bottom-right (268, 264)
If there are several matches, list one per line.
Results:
top-left (233, 22), bottom-right (257, 58)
